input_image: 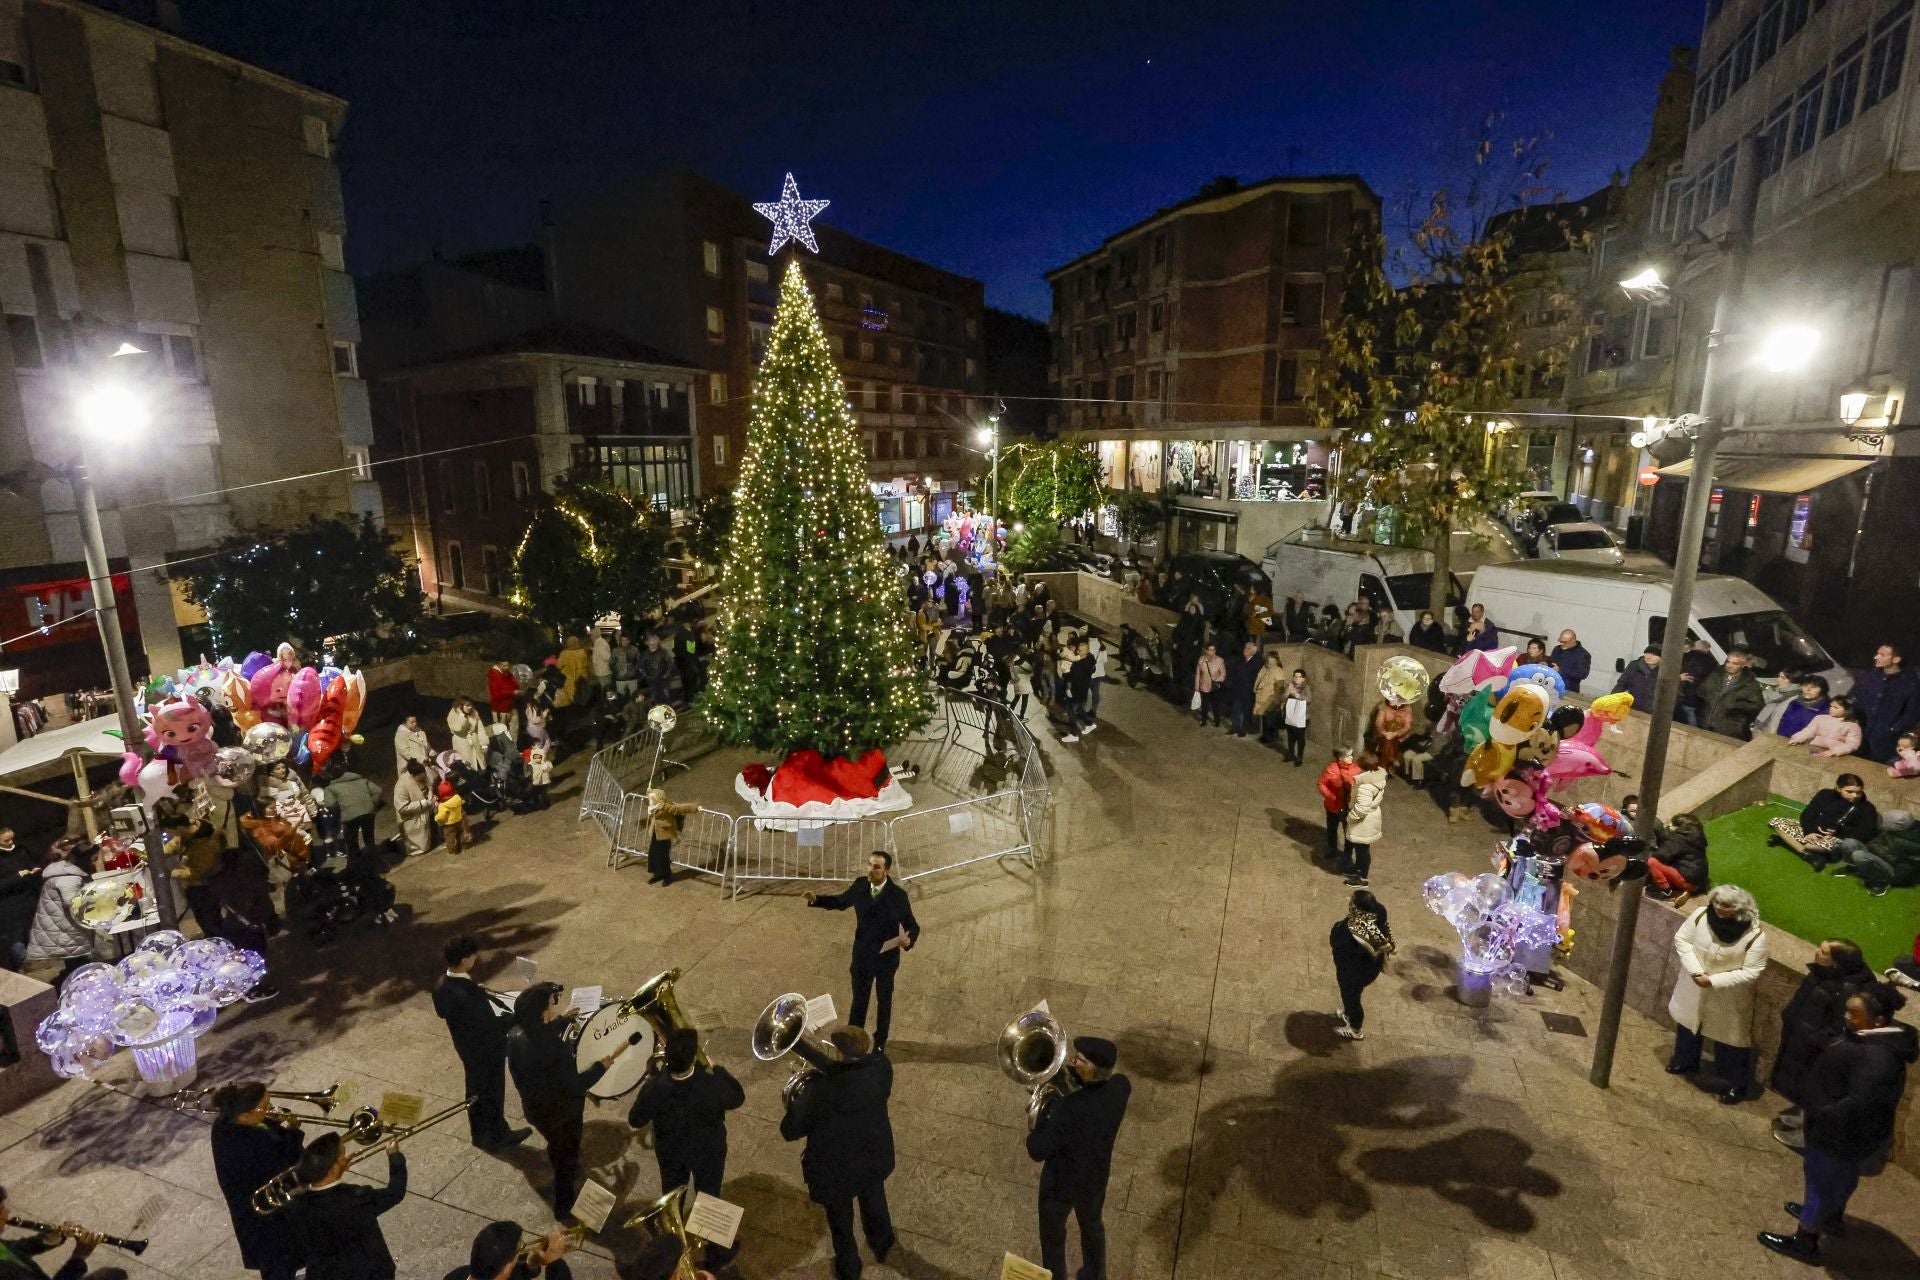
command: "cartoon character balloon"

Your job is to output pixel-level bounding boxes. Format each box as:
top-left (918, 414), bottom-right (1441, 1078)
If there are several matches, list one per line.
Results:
top-left (145, 696), bottom-right (217, 778)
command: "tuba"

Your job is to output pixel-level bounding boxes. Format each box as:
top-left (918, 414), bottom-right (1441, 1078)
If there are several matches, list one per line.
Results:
top-left (998, 1006), bottom-right (1080, 1130)
top-left (623, 969), bottom-right (707, 1070)
top-left (623, 1184), bottom-right (705, 1280)
top-left (752, 992), bottom-right (820, 1106)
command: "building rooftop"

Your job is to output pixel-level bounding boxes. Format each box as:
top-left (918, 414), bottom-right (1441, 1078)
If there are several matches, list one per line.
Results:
top-left (391, 320), bottom-right (699, 374)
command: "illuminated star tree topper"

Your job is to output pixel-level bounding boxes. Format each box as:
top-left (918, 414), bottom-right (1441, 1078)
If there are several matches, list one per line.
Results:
top-left (752, 172), bottom-right (830, 255)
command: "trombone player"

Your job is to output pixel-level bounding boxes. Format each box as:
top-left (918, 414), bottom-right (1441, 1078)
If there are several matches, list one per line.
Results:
top-left (289, 1132), bottom-right (406, 1280)
top-left (1027, 1037), bottom-right (1131, 1280)
top-left (209, 1083), bottom-right (306, 1280)
top-left (0, 1186), bottom-right (97, 1280)
top-left (434, 935), bottom-right (533, 1153)
top-left (779, 1025), bottom-right (898, 1280)
top-left (443, 1221), bottom-right (572, 1280)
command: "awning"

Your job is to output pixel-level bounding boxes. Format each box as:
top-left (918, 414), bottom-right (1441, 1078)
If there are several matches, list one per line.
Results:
top-left (0, 715), bottom-right (124, 781)
top-left (1170, 504), bottom-right (1239, 523)
top-left (1653, 455), bottom-right (1873, 493)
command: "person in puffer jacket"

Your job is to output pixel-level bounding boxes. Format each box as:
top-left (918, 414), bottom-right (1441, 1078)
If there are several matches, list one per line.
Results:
top-left (23, 838), bottom-right (95, 985)
top-left (1788, 696), bottom-right (1863, 760)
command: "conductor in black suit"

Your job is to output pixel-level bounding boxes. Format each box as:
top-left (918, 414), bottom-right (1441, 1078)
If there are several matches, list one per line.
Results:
top-left (433, 936), bottom-right (532, 1153)
top-left (289, 1132), bottom-right (407, 1280)
top-left (805, 851), bottom-right (921, 1051)
top-left (507, 983), bottom-right (619, 1220)
top-left (779, 1025), bottom-right (898, 1280)
top-left (1026, 1036), bottom-right (1131, 1280)
top-left (208, 1082), bottom-right (305, 1280)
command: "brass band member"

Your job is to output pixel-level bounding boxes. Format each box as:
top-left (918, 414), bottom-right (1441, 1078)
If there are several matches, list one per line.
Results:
top-left (507, 983), bottom-right (619, 1220)
top-left (289, 1133), bottom-right (406, 1280)
top-left (0, 1188), bottom-right (96, 1280)
top-left (805, 850), bottom-right (920, 1052)
top-left (441, 1221), bottom-right (571, 1280)
top-left (434, 935), bottom-right (532, 1153)
top-left (1027, 1037), bottom-right (1131, 1280)
top-left (208, 1082), bottom-right (305, 1280)
top-left (626, 1028), bottom-right (743, 1269)
top-left (616, 1237), bottom-right (713, 1280)
top-left (779, 1025), bottom-right (898, 1280)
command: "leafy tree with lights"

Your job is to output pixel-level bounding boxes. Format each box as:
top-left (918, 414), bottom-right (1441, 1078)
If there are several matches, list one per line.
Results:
top-left (1318, 136), bottom-right (1552, 618)
top-left (509, 481), bottom-right (670, 636)
top-left (1004, 440), bottom-right (1105, 527)
top-left (1110, 488), bottom-right (1163, 549)
top-left (171, 514), bottom-right (424, 665)
top-left (704, 263), bottom-right (931, 756)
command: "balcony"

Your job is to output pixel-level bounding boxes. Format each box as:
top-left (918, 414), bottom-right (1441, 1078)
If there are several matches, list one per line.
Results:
top-left (565, 390), bottom-right (692, 436)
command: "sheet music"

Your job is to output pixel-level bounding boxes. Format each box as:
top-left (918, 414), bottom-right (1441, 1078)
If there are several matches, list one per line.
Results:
top-left (803, 993), bottom-right (837, 1031)
top-left (568, 985), bottom-right (604, 1015)
top-left (570, 1179), bottom-right (615, 1233)
top-left (508, 955), bottom-right (538, 985)
top-left (1000, 1253), bottom-right (1051, 1280)
top-left (879, 924), bottom-right (912, 953)
top-left (686, 1192), bottom-right (745, 1248)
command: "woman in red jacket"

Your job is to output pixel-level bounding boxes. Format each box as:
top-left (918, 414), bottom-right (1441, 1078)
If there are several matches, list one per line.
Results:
top-left (486, 660), bottom-right (519, 734)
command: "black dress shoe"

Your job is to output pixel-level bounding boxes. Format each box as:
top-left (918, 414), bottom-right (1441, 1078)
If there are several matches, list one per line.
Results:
top-left (500, 1126), bottom-right (532, 1149)
top-left (871, 1235), bottom-right (897, 1264)
top-left (1719, 1087), bottom-right (1747, 1105)
top-left (1757, 1230), bottom-right (1819, 1262)
top-left (1665, 1063), bottom-right (1694, 1075)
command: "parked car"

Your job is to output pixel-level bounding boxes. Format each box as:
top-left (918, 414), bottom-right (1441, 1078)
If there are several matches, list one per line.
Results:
top-left (1466, 561), bottom-right (1850, 695)
top-left (1165, 550), bottom-right (1272, 624)
top-left (1537, 522), bottom-right (1625, 566)
top-left (1262, 530), bottom-right (1463, 638)
top-left (1503, 490), bottom-right (1561, 532)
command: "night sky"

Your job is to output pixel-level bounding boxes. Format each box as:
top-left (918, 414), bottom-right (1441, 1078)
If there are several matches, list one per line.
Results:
top-left (180, 0), bottom-right (1704, 319)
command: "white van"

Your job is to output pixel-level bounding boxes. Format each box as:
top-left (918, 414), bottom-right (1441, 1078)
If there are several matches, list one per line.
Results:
top-left (1466, 561), bottom-right (1850, 694)
top-left (1262, 530), bottom-right (1463, 637)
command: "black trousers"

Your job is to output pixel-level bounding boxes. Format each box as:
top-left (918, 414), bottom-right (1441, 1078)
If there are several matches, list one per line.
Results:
top-left (1345, 841), bottom-right (1372, 878)
top-left (848, 957), bottom-right (897, 1047)
top-left (1324, 811), bottom-right (1344, 859)
top-left (647, 836), bottom-right (674, 882)
top-left (1040, 1186), bottom-right (1108, 1280)
top-left (343, 814), bottom-right (376, 852)
top-left (821, 1180), bottom-right (894, 1280)
top-left (656, 1147), bottom-right (725, 1198)
top-left (1330, 929), bottom-right (1383, 1031)
top-left (1669, 1023), bottom-right (1754, 1092)
top-left (463, 1054), bottom-right (510, 1149)
top-left (1285, 725), bottom-right (1307, 763)
top-left (531, 1111), bottom-right (585, 1218)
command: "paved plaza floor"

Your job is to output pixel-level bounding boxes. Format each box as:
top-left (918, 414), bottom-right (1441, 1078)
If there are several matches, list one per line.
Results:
top-left (4, 680), bottom-right (1919, 1279)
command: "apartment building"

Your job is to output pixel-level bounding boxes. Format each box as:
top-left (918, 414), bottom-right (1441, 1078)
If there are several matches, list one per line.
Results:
top-left (552, 170), bottom-right (988, 537)
top-left (1046, 175), bottom-right (1380, 558)
top-left (1648, 0), bottom-right (1920, 660)
top-left (362, 250), bottom-right (701, 612)
top-left (0, 0), bottom-right (376, 695)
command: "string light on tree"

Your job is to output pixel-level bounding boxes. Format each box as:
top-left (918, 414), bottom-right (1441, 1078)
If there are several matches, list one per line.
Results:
top-left (752, 172), bottom-right (830, 255)
top-left (705, 261), bottom-right (930, 755)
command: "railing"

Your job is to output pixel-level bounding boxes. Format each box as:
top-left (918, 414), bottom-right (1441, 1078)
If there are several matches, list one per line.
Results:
top-left (575, 686), bottom-right (1052, 897)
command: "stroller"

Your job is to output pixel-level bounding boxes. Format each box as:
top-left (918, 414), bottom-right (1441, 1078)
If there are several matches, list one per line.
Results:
top-left (1119, 624), bottom-right (1165, 690)
top-left (284, 850), bottom-right (398, 946)
top-left (444, 757), bottom-right (505, 820)
top-left (488, 737), bottom-right (540, 814)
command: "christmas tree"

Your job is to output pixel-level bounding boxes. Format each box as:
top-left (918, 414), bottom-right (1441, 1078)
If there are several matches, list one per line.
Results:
top-left (704, 262), bottom-right (931, 756)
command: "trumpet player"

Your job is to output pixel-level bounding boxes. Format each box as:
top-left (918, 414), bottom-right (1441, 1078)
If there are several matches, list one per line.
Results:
top-left (289, 1133), bottom-right (406, 1280)
top-left (435, 935), bottom-right (533, 1153)
top-left (443, 1221), bottom-right (572, 1280)
top-left (779, 1025), bottom-right (897, 1280)
top-left (209, 1083), bottom-right (306, 1280)
top-left (508, 983), bottom-right (621, 1221)
top-left (626, 1028), bottom-right (743, 1268)
top-left (1026, 1037), bottom-right (1130, 1280)
top-left (0, 1186), bottom-right (97, 1280)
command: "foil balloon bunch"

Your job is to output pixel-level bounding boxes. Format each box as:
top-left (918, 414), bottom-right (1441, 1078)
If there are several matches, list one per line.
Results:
top-left (1422, 870), bottom-right (1563, 997)
top-left (33, 930), bottom-right (265, 1079)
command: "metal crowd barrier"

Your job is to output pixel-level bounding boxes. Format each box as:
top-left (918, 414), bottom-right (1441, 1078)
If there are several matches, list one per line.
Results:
top-left (575, 686), bottom-right (1053, 897)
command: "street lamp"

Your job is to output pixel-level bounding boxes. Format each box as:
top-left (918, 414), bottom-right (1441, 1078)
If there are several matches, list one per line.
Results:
top-left (976, 406), bottom-right (1002, 532)
top-left (1758, 324), bottom-right (1819, 373)
top-left (1618, 266), bottom-right (1670, 304)
top-left (1839, 390), bottom-right (1871, 426)
top-left (71, 341), bottom-right (178, 931)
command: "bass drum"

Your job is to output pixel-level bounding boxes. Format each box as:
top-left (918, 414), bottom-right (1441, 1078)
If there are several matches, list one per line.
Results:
top-left (570, 1001), bottom-right (657, 1099)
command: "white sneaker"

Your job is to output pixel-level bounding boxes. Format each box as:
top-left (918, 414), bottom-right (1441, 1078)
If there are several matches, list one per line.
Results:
top-left (1082, 723), bottom-right (1097, 734)
top-left (1335, 1025), bottom-right (1364, 1040)
top-left (1062, 734), bottom-right (1080, 743)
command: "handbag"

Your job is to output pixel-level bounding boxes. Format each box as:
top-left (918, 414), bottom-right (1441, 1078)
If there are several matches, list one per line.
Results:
top-left (1284, 697), bottom-right (1309, 729)
top-left (1190, 690), bottom-right (1203, 712)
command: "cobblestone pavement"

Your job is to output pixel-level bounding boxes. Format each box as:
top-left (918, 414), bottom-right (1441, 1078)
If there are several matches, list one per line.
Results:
top-left (4, 681), bottom-right (1917, 1279)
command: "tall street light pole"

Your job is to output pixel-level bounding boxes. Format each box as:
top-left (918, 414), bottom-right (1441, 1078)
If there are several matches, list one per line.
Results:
top-left (977, 404), bottom-right (1002, 529)
top-left (1589, 140), bottom-right (1763, 1087)
top-left (74, 349), bottom-right (178, 931)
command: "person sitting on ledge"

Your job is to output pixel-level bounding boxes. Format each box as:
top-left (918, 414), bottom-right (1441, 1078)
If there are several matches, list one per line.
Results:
top-left (1828, 809), bottom-right (1920, 898)
top-left (1769, 774), bottom-right (1878, 869)
top-left (1788, 695), bottom-right (1863, 760)
top-left (1645, 812), bottom-right (1710, 902)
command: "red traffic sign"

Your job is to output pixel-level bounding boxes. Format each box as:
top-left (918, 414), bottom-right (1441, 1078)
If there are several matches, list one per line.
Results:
top-left (1637, 466), bottom-right (1661, 487)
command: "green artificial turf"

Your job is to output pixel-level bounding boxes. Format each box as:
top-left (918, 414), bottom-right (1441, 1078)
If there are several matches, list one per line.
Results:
top-left (1699, 798), bottom-right (1920, 972)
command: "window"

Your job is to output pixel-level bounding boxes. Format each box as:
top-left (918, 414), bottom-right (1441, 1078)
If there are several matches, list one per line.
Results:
top-left (1758, 97), bottom-right (1791, 177)
top-left (965, 357), bottom-right (977, 379)
top-left (1286, 201), bottom-right (1327, 247)
top-left (1149, 302), bottom-right (1164, 333)
top-left (346, 445), bottom-right (371, 481)
top-left (1641, 308), bottom-right (1674, 359)
top-left (438, 461), bottom-right (456, 514)
top-left (1092, 266), bottom-right (1108, 297)
top-left (859, 337), bottom-right (875, 361)
top-left (1114, 312), bottom-right (1136, 347)
top-left (707, 372), bottom-right (727, 403)
top-left (890, 384), bottom-right (904, 411)
top-left (713, 436), bottom-right (727, 468)
top-left (1117, 251), bottom-right (1137, 287)
top-left (750, 320), bottom-right (770, 362)
top-left (575, 377), bottom-right (597, 406)
top-left (159, 331), bottom-right (199, 380)
top-left (1707, 55), bottom-right (1731, 114)
top-left (1783, 0), bottom-right (1811, 44)
top-left (1276, 354), bottom-right (1319, 402)
top-left (1824, 36), bottom-right (1867, 136)
top-left (1865, 0), bottom-right (1913, 110)
top-left (1115, 373), bottom-right (1134, 402)
top-left (1758, 1), bottom-right (1783, 64)
top-left (702, 240), bottom-right (721, 276)
top-left (473, 461), bottom-right (493, 515)
top-left (316, 230), bottom-right (344, 272)
top-left (1789, 73), bottom-right (1823, 157)
top-left (1281, 278), bottom-right (1324, 327)
top-left (301, 115), bottom-right (330, 158)
top-left (482, 546), bottom-right (502, 597)
top-left (862, 381), bottom-right (878, 409)
top-left (827, 281), bottom-right (844, 301)
top-left (1732, 20), bottom-right (1758, 91)
top-left (1147, 369), bottom-right (1162, 397)
top-left (511, 460), bottom-right (532, 501)
top-left (745, 260), bottom-right (769, 285)
top-left (1708, 145), bottom-right (1737, 213)
top-left (7, 315), bottom-right (43, 371)
top-left (331, 340), bottom-right (358, 377)
top-left (1152, 234), bottom-right (1166, 265)
top-left (888, 342), bottom-right (902, 366)
top-left (446, 542), bottom-right (465, 590)
top-left (705, 306), bottom-right (724, 339)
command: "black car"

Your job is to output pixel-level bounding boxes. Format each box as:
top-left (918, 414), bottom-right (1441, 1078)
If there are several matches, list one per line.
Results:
top-left (1164, 551), bottom-right (1272, 624)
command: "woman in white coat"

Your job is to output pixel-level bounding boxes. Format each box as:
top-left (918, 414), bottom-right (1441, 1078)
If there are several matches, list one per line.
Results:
top-left (1341, 750), bottom-right (1388, 888)
top-left (392, 760), bottom-right (436, 857)
top-left (393, 715), bottom-right (432, 772)
top-left (1667, 883), bottom-right (1769, 1104)
top-left (445, 696), bottom-right (489, 772)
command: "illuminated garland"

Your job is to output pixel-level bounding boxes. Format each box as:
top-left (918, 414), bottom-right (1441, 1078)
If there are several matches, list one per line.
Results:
top-left (704, 262), bottom-right (932, 754)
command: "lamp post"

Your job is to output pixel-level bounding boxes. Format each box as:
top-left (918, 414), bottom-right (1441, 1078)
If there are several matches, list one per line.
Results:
top-left (976, 405), bottom-right (1002, 531)
top-left (73, 349), bottom-right (178, 931)
top-left (1589, 140), bottom-right (1768, 1087)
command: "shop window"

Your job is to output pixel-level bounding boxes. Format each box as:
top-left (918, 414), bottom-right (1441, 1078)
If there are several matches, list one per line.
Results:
top-left (1787, 493), bottom-right (1814, 562)
top-left (446, 541), bottom-right (465, 590)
